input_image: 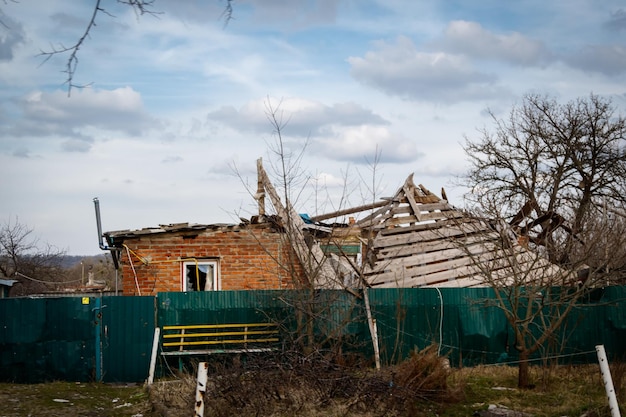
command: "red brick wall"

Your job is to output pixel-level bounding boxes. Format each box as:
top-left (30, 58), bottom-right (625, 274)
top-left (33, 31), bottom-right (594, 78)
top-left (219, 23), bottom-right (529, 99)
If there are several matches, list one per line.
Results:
top-left (116, 225), bottom-right (304, 295)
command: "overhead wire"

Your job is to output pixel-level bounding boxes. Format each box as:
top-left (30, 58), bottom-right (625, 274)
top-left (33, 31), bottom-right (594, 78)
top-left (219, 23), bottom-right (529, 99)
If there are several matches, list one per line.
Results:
top-left (124, 245), bottom-right (142, 296)
top-left (15, 271), bottom-right (83, 284)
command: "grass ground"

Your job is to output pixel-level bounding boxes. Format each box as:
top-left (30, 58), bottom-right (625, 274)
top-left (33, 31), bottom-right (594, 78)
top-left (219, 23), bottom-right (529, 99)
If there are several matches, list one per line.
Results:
top-left (0, 363), bottom-right (619, 417)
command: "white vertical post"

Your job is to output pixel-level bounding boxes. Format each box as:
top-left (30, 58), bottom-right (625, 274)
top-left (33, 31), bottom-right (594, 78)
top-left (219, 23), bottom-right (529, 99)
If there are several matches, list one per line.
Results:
top-left (596, 345), bottom-right (621, 417)
top-left (363, 288), bottom-right (381, 370)
top-left (147, 327), bottom-right (160, 385)
top-left (195, 362), bottom-right (209, 417)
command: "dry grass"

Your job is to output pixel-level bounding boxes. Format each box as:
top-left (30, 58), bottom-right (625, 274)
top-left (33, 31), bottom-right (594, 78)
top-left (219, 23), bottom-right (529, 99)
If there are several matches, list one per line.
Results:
top-left (0, 353), bottom-right (618, 416)
top-left (448, 363), bottom-right (615, 417)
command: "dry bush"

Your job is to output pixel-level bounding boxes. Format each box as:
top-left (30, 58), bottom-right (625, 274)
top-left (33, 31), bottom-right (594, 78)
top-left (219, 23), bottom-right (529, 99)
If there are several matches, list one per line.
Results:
top-left (392, 345), bottom-right (455, 402)
top-left (147, 377), bottom-right (196, 417)
top-left (148, 345), bottom-right (460, 417)
top-left (385, 344), bottom-right (465, 417)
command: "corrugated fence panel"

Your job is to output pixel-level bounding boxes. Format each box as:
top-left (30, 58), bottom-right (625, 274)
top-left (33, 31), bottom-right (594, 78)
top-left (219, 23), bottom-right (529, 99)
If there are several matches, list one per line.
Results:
top-left (0, 297), bottom-right (95, 382)
top-left (369, 288), bottom-right (441, 364)
top-left (589, 287), bottom-right (626, 361)
top-left (367, 288), bottom-right (508, 366)
top-left (101, 296), bottom-right (155, 383)
top-left (157, 290), bottom-right (289, 326)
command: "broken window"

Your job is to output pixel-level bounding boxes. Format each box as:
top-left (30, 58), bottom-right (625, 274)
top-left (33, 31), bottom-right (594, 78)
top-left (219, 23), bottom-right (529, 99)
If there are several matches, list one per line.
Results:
top-left (183, 261), bottom-right (219, 291)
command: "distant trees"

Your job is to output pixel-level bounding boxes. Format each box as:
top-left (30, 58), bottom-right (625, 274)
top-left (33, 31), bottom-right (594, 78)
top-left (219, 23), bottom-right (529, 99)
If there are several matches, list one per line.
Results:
top-left (65, 254), bottom-right (117, 290)
top-left (0, 218), bottom-right (117, 296)
top-left (0, 218), bottom-right (67, 296)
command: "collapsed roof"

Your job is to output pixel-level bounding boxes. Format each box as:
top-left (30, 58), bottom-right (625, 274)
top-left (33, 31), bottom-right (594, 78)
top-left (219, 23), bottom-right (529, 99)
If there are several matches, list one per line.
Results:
top-left (256, 159), bottom-right (570, 289)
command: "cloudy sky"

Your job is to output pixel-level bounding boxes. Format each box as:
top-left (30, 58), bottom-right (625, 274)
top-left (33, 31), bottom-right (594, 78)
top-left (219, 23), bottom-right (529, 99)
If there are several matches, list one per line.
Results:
top-left (1, 0), bottom-right (625, 255)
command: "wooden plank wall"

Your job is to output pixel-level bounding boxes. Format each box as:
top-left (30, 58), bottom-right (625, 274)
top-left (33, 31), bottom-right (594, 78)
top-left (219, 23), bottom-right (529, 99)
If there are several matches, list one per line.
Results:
top-left (359, 177), bottom-right (565, 288)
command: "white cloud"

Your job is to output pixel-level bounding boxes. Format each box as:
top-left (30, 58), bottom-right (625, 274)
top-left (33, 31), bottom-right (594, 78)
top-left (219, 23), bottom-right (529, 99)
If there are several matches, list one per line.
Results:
top-left (0, 14), bottom-right (26, 61)
top-left (236, 0), bottom-right (341, 30)
top-left (605, 8), bottom-right (626, 31)
top-left (207, 97), bottom-right (389, 136)
top-left (311, 171), bottom-right (347, 188)
top-left (564, 44), bottom-right (626, 76)
top-left (2, 87), bottom-right (159, 153)
top-left (349, 35), bottom-right (505, 103)
top-left (434, 20), bottom-right (551, 66)
top-left (312, 125), bottom-right (422, 164)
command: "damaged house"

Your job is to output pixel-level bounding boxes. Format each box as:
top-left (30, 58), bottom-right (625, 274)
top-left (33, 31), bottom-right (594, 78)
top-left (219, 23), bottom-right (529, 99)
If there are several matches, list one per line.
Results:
top-left (102, 159), bottom-right (570, 295)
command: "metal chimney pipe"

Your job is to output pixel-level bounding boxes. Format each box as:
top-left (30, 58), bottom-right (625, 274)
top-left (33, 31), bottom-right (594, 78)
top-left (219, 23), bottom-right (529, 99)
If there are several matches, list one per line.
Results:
top-left (93, 198), bottom-right (120, 281)
top-left (93, 197), bottom-right (108, 250)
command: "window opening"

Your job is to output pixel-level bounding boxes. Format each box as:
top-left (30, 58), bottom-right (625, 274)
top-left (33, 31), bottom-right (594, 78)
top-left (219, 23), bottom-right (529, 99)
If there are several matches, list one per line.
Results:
top-left (183, 261), bottom-right (218, 291)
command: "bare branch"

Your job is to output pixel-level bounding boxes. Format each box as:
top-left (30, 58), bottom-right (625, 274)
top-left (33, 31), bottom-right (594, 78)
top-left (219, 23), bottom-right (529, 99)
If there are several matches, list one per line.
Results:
top-left (220, 0), bottom-right (234, 27)
top-left (37, 0), bottom-right (104, 95)
top-left (38, 0), bottom-right (160, 95)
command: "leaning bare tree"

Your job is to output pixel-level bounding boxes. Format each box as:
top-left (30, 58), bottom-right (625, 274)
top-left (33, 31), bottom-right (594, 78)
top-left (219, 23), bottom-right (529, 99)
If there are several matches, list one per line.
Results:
top-left (460, 93), bottom-right (626, 388)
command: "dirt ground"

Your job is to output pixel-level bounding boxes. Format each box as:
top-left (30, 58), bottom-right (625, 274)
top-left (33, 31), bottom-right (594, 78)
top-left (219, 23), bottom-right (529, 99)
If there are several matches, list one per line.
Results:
top-left (0, 382), bottom-right (151, 417)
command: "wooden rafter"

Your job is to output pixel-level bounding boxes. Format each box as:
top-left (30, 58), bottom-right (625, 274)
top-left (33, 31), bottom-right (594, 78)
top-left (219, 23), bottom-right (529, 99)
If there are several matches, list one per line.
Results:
top-left (255, 158), bottom-right (339, 288)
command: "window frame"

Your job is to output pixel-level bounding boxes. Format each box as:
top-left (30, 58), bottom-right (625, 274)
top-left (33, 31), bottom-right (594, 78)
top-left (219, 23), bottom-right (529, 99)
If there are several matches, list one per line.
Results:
top-left (181, 259), bottom-right (220, 292)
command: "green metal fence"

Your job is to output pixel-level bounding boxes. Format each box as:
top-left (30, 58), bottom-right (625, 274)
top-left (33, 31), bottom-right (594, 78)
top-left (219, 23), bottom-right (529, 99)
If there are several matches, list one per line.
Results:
top-left (0, 297), bottom-right (95, 382)
top-left (1, 288), bottom-right (625, 383)
top-left (0, 295), bottom-right (155, 383)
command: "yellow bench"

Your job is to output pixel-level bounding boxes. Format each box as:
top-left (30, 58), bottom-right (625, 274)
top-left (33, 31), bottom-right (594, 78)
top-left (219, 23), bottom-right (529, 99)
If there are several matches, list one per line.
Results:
top-left (160, 323), bottom-right (280, 356)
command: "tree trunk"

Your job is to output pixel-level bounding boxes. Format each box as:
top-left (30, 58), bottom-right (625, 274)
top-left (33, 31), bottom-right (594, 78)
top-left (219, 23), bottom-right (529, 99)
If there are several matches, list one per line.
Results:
top-left (518, 351), bottom-right (531, 389)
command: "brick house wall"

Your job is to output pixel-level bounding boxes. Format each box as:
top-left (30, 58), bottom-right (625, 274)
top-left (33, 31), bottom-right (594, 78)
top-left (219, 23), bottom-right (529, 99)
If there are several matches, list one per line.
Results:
top-left (108, 223), bottom-right (305, 295)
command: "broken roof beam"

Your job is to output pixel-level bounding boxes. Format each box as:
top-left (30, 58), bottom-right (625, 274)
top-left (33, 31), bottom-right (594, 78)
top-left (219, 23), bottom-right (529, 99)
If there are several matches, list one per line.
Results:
top-left (309, 200), bottom-right (389, 223)
top-left (403, 174), bottom-right (424, 222)
top-left (256, 158), bottom-right (266, 217)
top-left (255, 158), bottom-right (338, 288)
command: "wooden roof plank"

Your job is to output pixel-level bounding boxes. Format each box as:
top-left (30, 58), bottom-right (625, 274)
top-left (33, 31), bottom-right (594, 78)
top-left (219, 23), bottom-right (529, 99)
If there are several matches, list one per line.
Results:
top-left (367, 242), bottom-right (501, 274)
top-left (374, 234), bottom-right (500, 260)
top-left (372, 222), bottom-right (496, 248)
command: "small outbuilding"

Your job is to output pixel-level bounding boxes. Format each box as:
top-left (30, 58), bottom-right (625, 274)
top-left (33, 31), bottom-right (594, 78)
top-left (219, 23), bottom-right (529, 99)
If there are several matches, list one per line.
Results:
top-left (0, 278), bottom-right (17, 298)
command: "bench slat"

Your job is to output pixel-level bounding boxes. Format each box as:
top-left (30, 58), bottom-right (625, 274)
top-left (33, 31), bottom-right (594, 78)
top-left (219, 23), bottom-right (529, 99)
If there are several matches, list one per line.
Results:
top-left (163, 330), bottom-right (278, 339)
top-left (163, 323), bottom-right (277, 331)
top-left (161, 347), bottom-right (277, 356)
top-left (163, 337), bottom-right (279, 347)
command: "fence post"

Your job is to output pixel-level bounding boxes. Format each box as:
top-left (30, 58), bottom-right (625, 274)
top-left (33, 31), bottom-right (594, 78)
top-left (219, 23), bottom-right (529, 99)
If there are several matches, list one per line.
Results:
top-left (596, 345), bottom-right (621, 417)
top-left (195, 362), bottom-right (209, 417)
top-left (147, 327), bottom-right (160, 385)
top-left (363, 288), bottom-right (381, 370)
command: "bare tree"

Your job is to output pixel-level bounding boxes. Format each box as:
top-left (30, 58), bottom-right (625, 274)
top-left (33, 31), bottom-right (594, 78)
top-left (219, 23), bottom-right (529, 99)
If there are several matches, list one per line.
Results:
top-left (460, 93), bottom-right (626, 388)
top-left (228, 98), bottom-right (383, 360)
top-left (0, 218), bottom-right (67, 295)
top-left (450, 211), bottom-right (598, 388)
top-left (463, 93), bottom-right (626, 274)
